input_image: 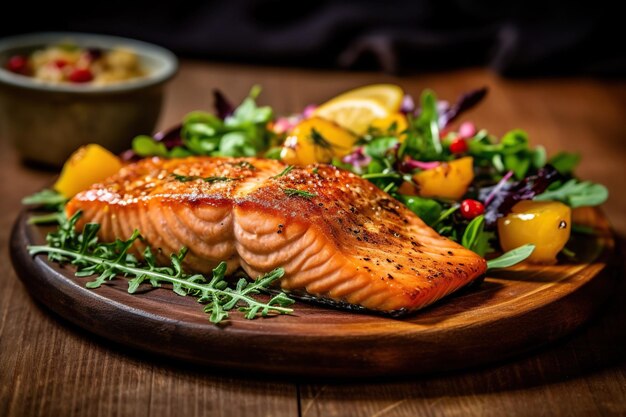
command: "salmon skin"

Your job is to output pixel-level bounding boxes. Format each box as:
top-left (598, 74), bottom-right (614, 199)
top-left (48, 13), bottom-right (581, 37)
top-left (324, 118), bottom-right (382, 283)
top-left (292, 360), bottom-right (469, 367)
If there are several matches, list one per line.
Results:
top-left (66, 156), bottom-right (487, 314)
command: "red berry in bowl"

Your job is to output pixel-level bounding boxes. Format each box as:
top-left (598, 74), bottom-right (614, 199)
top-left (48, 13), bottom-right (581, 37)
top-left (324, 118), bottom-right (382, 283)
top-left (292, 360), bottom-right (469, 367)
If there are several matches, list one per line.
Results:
top-left (68, 68), bottom-right (93, 83)
top-left (460, 199), bottom-right (485, 220)
top-left (6, 55), bottom-right (29, 74)
top-left (53, 59), bottom-right (69, 69)
top-left (449, 138), bottom-right (468, 154)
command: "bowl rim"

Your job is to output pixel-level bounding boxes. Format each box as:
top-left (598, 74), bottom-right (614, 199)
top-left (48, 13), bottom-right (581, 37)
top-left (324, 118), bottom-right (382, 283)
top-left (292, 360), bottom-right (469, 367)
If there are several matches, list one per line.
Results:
top-left (0, 32), bottom-right (178, 94)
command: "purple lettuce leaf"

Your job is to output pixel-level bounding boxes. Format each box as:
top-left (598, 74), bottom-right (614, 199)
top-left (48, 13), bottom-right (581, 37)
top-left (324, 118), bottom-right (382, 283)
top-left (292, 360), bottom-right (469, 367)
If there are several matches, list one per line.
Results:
top-left (213, 88), bottom-right (235, 119)
top-left (479, 165), bottom-right (561, 227)
top-left (439, 87), bottom-right (488, 128)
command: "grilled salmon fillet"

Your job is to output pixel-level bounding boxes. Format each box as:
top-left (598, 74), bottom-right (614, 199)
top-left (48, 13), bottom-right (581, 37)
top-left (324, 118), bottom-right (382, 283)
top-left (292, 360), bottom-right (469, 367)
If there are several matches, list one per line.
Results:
top-left (66, 156), bottom-right (487, 313)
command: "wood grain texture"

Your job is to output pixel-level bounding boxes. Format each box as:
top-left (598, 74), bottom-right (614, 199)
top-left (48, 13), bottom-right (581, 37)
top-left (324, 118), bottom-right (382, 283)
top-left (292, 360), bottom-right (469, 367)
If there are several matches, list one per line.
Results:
top-left (1, 62), bottom-right (625, 416)
top-left (9, 206), bottom-right (616, 378)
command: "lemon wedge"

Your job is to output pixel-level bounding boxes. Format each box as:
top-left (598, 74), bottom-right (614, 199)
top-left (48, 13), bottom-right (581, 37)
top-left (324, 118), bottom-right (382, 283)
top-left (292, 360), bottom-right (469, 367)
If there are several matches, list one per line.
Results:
top-left (313, 84), bottom-right (404, 134)
top-left (314, 98), bottom-right (391, 135)
top-left (322, 84), bottom-right (405, 111)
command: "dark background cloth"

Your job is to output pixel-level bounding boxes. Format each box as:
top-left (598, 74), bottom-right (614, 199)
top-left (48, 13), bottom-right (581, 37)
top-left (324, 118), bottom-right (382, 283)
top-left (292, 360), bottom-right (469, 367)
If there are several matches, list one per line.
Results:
top-left (1, 0), bottom-right (622, 77)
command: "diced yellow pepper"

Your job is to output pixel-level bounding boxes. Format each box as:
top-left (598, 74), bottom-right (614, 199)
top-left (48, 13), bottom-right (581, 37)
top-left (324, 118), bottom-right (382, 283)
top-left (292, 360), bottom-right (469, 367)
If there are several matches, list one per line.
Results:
top-left (497, 200), bottom-right (571, 264)
top-left (399, 157), bottom-right (474, 200)
top-left (280, 117), bottom-right (357, 165)
top-left (370, 113), bottom-right (409, 141)
top-left (54, 144), bottom-right (123, 198)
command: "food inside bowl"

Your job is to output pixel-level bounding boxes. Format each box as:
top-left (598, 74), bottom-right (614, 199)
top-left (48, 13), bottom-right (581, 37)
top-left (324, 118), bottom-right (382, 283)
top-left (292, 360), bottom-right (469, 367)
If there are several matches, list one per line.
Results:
top-left (5, 43), bottom-right (146, 85)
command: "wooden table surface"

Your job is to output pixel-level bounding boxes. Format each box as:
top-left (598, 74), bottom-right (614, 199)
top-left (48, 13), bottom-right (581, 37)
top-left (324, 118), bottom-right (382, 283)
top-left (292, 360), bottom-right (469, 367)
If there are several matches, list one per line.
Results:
top-left (1, 61), bottom-right (625, 417)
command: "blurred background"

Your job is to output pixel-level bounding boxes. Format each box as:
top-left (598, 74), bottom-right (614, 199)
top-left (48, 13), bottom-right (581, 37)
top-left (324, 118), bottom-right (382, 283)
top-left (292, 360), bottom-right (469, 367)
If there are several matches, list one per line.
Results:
top-left (1, 0), bottom-right (623, 77)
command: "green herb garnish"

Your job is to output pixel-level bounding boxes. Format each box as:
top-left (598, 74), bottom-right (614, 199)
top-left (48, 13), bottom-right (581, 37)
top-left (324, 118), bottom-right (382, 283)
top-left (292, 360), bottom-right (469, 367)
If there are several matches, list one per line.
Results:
top-left (28, 212), bottom-right (295, 324)
top-left (283, 188), bottom-right (317, 199)
top-left (272, 165), bottom-right (294, 179)
top-left (22, 189), bottom-right (67, 208)
top-left (22, 189), bottom-right (68, 225)
top-left (533, 179), bottom-right (608, 208)
top-left (486, 244), bottom-right (535, 270)
top-left (171, 173), bottom-right (238, 183)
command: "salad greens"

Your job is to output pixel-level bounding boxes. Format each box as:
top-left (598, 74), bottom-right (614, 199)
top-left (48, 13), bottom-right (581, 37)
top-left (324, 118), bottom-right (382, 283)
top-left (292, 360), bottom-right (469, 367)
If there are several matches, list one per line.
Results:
top-left (534, 179), bottom-right (609, 208)
top-left (22, 84), bottom-right (611, 321)
top-left (132, 85), bottom-right (275, 159)
top-left (125, 85), bottom-right (608, 267)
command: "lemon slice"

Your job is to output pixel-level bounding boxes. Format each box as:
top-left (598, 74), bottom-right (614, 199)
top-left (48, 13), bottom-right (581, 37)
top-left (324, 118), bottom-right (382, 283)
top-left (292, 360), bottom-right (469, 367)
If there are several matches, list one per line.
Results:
top-left (314, 97), bottom-right (392, 135)
top-left (323, 84), bottom-right (404, 111)
top-left (313, 84), bottom-right (404, 134)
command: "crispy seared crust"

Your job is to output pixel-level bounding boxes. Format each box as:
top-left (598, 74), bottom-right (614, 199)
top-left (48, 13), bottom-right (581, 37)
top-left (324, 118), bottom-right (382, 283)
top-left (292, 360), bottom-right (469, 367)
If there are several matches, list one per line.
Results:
top-left (67, 156), bottom-right (487, 312)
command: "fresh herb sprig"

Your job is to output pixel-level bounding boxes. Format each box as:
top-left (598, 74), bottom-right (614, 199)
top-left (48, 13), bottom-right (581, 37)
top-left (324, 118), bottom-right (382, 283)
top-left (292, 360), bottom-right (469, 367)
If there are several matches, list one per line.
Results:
top-left (171, 173), bottom-right (238, 183)
top-left (22, 189), bottom-right (68, 225)
top-left (283, 188), bottom-right (317, 199)
top-left (272, 165), bottom-right (294, 178)
top-left (28, 212), bottom-right (295, 324)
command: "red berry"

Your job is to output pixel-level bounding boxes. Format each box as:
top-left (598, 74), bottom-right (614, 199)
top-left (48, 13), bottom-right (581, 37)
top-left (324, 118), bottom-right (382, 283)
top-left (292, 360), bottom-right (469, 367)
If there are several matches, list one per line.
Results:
top-left (53, 59), bottom-right (68, 69)
top-left (460, 199), bottom-right (485, 220)
top-left (449, 138), bottom-right (468, 154)
top-left (6, 55), bottom-right (29, 74)
top-left (68, 68), bottom-right (93, 83)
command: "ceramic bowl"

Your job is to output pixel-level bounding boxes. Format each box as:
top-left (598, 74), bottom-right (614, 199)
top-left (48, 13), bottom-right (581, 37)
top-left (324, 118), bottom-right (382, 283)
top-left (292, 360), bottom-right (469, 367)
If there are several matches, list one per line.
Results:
top-left (0, 32), bottom-right (178, 167)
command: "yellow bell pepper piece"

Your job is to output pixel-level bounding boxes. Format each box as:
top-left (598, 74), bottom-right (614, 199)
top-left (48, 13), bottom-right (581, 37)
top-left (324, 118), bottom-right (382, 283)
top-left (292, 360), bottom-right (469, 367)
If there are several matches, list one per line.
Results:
top-left (497, 200), bottom-right (571, 264)
top-left (400, 157), bottom-right (474, 200)
top-left (280, 117), bottom-right (356, 165)
top-left (54, 144), bottom-right (123, 198)
top-left (369, 113), bottom-right (409, 141)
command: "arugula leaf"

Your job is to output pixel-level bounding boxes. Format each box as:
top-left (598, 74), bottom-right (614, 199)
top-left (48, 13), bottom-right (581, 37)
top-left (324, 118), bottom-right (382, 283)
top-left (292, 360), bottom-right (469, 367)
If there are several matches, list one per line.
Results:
top-left (548, 152), bottom-right (581, 175)
top-left (533, 179), bottom-right (608, 208)
top-left (28, 212), bottom-right (294, 324)
top-left (22, 189), bottom-right (68, 225)
top-left (486, 244), bottom-right (535, 269)
top-left (22, 189), bottom-right (67, 208)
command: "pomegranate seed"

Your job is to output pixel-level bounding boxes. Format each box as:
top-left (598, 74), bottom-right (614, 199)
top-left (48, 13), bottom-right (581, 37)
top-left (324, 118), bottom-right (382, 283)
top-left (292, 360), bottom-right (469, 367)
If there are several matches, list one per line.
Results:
top-left (458, 121), bottom-right (476, 139)
top-left (68, 68), bottom-right (93, 83)
top-left (53, 59), bottom-right (68, 69)
top-left (460, 199), bottom-right (485, 220)
top-left (449, 138), bottom-right (468, 154)
top-left (6, 55), bottom-right (28, 74)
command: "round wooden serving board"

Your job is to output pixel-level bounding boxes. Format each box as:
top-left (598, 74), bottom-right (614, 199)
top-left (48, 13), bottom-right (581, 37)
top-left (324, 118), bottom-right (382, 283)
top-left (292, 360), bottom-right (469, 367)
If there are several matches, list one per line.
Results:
top-left (10, 207), bottom-right (617, 377)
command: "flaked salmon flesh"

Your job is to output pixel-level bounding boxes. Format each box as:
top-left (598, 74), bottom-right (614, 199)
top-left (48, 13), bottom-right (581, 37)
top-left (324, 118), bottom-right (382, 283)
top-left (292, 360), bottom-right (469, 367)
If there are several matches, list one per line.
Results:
top-left (66, 157), bottom-right (487, 313)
